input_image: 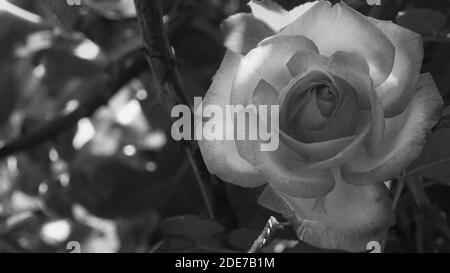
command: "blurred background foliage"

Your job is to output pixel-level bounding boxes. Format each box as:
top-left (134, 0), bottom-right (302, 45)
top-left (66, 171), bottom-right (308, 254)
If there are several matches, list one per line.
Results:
top-left (0, 0), bottom-right (449, 253)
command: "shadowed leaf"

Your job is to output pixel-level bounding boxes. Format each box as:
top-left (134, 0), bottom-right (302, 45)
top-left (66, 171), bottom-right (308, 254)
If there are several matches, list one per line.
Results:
top-left (408, 129), bottom-right (450, 185)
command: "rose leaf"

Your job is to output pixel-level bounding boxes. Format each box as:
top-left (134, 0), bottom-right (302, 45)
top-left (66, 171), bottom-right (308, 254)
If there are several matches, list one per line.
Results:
top-left (408, 129), bottom-right (450, 186)
top-left (159, 215), bottom-right (229, 252)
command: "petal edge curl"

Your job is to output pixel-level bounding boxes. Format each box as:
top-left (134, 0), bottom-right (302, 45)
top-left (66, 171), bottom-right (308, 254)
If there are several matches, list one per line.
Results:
top-left (231, 35), bottom-right (319, 107)
top-left (369, 17), bottom-right (424, 117)
top-left (258, 175), bottom-right (395, 252)
top-left (197, 50), bottom-right (266, 188)
top-left (280, 1), bottom-right (395, 86)
top-left (341, 73), bottom-right (443, 186)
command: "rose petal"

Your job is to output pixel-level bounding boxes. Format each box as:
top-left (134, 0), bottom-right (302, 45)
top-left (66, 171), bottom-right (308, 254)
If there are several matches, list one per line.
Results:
top-left (232, 119), bottom-right (336, 198)
top-left (280, 1), bottom-right (395, 86)
top-left (278, 69), bottom-right (331, 131)
top-left (197, 50), bottom-right (266, 187)
top-left (279, 130), bottom-right (355, 161)
top-left (303, 123), bottom-right (371, 170)
top-left (251, 79), bottom-right (278, 106)
top-left (248, 0), bottom-right (290, 32)
top-left (280, 67), bottom-right (363, 143)
top-left (287, 50), bottom-right (328, 78)
top-left (328, 51), bottom-right (373, 109)
top-left (222, 13), bottom-right (275, 55)
top-left (234, 106), bottom-right (264, 167)
top-left (293, 83), bottom-right (359, 143)
top-left (289, 1), bottom-right (319, 21)
top-left (364, 87), bottom-right (385, 156)
top-left (258, 173), bottom-right (395, 252)
top-left (291, 89), bottom-right (329, 132)
top-left (231, 35), bottom-right (318, 106)
top-left (248, 0), bottom-right (317, 32)
top-left (258, 142), bottom-right (336, 198)
top-left (271, 68), bottom-right (368, 164)
top-left (369, 18), bottom-right (424, 117)
top-left (341, 73), bottom-right (443, 185)
top-left (328, 51), bottom-right (385, 156)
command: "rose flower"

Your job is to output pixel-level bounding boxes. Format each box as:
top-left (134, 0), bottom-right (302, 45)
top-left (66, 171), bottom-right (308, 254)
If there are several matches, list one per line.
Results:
top-left (197, 0), bottom-right (443, 251)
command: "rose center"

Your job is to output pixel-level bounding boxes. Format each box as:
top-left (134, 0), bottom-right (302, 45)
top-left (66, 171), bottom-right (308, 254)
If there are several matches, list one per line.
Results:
top-left (314, 85), bottom-right (337, 118)
top-left (279, 70), bottom-right (361, 143)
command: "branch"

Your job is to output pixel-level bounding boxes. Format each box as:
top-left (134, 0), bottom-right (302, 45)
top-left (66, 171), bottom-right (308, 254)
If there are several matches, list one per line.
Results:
top-left (0, 50), bottom-right (147, 159)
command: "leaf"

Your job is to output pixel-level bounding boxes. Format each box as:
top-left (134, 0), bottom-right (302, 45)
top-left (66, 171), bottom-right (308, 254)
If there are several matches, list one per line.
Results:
top-left (227, 228), bottom-right (260, 251)
top-left (406, 176), bottom-right (450, 245)
top-left (422, 206), bottom-right (450, 240)
top-left (159, 215), bottom-right (227, 252)
top-left (160, 215), bottom-right (225, 245)
top-left (406, 179), bottom-right (450, 244)
top-left (408, 129), bottom-right (450, 186)
top-left (116, 211), bottom-right (160, 252)
top-left (406, 175), bottom-right (430, 208)
top-left (434, 113), bottom-right (450, 131)
top-left (396, 9), bottom-right (447, 36)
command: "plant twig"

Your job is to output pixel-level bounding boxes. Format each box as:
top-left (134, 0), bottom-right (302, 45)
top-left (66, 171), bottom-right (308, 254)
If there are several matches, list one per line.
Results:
top-left (248, 217), bottom-right (286, 253)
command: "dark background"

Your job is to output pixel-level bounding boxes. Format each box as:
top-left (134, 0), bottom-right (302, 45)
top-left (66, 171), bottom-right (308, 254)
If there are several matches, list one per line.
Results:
top-left (0, 0), bottom-right (449, 253)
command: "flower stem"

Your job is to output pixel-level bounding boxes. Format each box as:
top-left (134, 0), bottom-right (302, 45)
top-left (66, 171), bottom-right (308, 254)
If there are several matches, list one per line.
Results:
top-left (382, 175), bottom-right (406, 252)
top-left (185, 148), bottom-right (215, 219)
top-left (392, 177), bottom-right (406, 210)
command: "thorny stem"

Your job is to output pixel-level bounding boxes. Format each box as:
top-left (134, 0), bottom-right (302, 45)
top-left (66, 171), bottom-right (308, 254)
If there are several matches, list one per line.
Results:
top-left (133, 0), bottom-right (191, 108)
top-left (134, 0), bottom-right (227, 221)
